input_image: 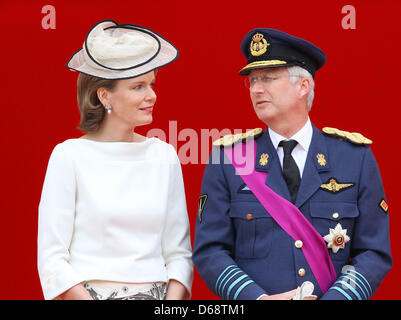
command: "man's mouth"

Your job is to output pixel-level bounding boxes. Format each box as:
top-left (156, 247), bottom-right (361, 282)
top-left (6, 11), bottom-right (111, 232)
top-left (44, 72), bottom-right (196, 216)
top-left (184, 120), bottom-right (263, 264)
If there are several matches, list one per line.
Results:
top-left (255, 100), bottom-right (270, 107)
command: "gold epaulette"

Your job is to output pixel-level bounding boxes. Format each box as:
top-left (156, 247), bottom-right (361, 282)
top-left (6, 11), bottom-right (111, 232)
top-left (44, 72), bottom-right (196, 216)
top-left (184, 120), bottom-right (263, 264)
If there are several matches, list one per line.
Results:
top-left (322, 127), bottom-right (373, 145)
top-left (212, 128), bottom-right (263, 147)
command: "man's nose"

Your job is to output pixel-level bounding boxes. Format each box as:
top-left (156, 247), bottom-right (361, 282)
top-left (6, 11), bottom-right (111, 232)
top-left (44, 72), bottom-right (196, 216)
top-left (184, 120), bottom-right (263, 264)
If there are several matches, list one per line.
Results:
top-left (250, 80), bottom-right (266, 94)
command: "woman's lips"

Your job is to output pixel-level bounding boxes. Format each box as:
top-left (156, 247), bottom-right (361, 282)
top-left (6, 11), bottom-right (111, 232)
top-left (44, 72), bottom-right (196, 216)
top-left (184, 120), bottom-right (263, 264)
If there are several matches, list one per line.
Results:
top-left (140, 106), bottom-right (153, 112)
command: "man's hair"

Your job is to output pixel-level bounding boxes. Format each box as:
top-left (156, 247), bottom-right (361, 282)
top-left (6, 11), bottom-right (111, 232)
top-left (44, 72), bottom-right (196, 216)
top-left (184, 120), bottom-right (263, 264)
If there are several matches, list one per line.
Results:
top-left (287, 65), bottom-right (315, 110)
top-left (76, 73), bottom-right (118, 133)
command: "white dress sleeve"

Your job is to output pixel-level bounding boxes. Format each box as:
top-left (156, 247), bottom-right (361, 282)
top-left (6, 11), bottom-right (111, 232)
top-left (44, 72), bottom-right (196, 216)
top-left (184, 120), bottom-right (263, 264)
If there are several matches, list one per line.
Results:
top-left (161, 145), bottom-right (194, 295)
top-left (37, 144), bottom-right (85, 300)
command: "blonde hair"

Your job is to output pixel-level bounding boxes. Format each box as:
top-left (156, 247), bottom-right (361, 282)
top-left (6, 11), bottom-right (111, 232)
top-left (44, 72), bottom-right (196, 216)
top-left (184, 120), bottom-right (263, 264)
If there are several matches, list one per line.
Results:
top-left (76, 73), bottom-right (117, 133)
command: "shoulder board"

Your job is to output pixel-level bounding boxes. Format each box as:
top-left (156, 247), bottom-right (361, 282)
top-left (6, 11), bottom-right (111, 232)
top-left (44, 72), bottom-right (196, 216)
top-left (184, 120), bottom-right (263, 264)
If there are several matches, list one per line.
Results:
top-left (322, 127), bottom-right (373, 145)
top-left (212, 128), bottom-right (263, 147)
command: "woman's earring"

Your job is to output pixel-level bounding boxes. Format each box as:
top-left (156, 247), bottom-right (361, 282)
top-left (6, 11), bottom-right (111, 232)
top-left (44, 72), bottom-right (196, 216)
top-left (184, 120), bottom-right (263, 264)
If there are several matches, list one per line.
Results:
top-left (105, 104), bottom-right (112, 114)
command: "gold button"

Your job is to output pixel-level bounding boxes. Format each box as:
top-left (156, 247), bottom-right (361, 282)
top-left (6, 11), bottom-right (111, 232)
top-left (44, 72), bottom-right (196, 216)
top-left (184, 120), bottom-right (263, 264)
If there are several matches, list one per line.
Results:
top-left (246, 214), bottom-right (253, 220)
top-left (298, 268), bottom-right (306, 277)
top-left (295, 240), bottom-right (303, 249)
top-left (332, 212), bottom-right (339, 219)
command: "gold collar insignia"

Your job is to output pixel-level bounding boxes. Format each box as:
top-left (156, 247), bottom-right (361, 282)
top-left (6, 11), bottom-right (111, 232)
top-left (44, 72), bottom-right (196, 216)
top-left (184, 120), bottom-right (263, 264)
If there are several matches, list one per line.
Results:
top-left (259, 153), bottom-right (269, 166)
top-left (316, 153), bottom-right (327, 166)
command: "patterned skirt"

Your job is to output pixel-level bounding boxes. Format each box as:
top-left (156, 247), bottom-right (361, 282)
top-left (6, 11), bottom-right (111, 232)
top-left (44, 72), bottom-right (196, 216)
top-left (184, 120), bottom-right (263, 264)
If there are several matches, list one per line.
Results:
top-left (83, 280), bottom-right (166, 300)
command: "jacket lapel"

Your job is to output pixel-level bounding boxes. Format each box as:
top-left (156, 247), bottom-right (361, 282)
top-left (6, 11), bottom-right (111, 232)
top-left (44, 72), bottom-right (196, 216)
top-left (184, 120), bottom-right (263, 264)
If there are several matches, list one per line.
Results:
top-left (255, 129), bottom-right (291, 202)
top-left (295, 125), bottom-right (330, 208)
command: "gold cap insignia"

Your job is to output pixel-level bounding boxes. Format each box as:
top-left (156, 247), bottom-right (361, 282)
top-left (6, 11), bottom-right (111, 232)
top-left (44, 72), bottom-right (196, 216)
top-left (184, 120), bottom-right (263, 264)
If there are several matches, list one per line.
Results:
top-left (250, 33), bottom-right (270, 57)
top-left (320, 178), bottom-right (354, 193)
top-left (259, 153), bottom-right (269, 166)
top-left (213, 128), bottom-right (263, 147)
top-left (316, 153), bottom-right (327, 166)
top-left (322, 127), bottom-right (373, 145)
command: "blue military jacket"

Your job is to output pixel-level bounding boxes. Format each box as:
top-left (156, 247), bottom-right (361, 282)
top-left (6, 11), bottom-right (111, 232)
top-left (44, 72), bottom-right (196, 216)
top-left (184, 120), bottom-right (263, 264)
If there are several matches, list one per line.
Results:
top-left (192, 125), bottom-right (392, 300)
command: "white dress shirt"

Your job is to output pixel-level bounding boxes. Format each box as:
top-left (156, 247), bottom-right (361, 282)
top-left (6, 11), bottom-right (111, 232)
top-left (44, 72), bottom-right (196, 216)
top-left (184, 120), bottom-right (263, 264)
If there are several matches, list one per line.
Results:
top-left (37, 137), bottom-right (193, 300)
top-left (268, 118), bottom-right (313, 178)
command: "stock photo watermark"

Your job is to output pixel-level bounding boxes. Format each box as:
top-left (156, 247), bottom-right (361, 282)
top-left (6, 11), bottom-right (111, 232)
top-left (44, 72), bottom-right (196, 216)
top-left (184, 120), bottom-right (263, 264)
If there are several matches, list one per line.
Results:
top-left (146, 121), bottom-right (257, 173)
top-left (41, 4), bottom-right (356, 30)
top-left (39, 3), bottom-right (356, 173)
top-left (341, 5), bottom-right (356, 30)
top-left (41, 5), bottom-right (56, 30)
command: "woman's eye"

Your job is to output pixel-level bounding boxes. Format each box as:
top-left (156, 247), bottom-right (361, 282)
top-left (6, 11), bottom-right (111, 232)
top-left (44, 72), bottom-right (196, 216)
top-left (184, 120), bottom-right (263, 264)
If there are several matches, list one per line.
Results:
top-left (133, 85), bottom-right (143, 90)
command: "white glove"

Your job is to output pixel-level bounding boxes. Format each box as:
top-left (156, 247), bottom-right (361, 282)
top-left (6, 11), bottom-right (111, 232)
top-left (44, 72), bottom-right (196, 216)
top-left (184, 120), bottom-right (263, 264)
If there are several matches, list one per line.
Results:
top-left (292, 281), bottom-right (317, 300)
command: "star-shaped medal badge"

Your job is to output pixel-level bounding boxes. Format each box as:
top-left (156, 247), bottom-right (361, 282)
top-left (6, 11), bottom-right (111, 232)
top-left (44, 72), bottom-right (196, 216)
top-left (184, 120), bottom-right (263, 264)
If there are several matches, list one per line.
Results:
top-left (323, 223), bottom-right (350, 253)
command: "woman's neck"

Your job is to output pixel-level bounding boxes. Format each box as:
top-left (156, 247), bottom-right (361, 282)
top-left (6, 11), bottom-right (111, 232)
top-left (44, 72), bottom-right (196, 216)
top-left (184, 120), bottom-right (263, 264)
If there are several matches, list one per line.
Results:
top-left (81, 123), bottom-right (140, 142)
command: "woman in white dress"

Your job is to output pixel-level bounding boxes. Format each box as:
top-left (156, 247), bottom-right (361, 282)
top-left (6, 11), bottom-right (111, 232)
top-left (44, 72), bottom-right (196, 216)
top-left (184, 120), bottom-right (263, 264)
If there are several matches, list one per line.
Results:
top-left (37, 20), bottom-right (193, 300)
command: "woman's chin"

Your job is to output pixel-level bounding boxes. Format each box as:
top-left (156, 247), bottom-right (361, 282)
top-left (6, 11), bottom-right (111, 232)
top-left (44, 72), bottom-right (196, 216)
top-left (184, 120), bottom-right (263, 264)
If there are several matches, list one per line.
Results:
top-left (133, 116), bottom-right (153, 128)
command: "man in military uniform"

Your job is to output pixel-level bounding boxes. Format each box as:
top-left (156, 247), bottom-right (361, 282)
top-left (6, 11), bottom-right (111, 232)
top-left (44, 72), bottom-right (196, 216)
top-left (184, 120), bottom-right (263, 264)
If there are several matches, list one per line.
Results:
top-left (192, 28), bottom-right (392, 300)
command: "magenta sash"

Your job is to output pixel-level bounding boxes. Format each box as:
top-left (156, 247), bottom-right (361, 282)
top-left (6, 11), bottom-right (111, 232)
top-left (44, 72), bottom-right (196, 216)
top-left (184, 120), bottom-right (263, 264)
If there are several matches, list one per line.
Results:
top-left (224, 141), bottom-right (337, 294)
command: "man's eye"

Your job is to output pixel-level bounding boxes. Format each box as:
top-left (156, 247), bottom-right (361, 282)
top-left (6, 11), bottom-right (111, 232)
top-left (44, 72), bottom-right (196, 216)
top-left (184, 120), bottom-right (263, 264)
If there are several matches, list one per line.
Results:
top-left (262, 76), bottom-right (275, 82)
top-left (133, 85), bottom-right (143, 90)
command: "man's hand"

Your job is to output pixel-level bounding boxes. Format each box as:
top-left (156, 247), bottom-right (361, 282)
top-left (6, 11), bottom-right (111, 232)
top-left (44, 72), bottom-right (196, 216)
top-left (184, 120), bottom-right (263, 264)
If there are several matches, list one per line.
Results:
top-left (259, 289), bottom-right (297, 300)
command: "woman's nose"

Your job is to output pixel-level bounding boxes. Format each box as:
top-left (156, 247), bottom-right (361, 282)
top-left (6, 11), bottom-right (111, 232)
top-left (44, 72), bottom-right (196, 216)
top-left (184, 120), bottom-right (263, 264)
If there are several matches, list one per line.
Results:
top-left (146, 87), bottom-right (157, 102)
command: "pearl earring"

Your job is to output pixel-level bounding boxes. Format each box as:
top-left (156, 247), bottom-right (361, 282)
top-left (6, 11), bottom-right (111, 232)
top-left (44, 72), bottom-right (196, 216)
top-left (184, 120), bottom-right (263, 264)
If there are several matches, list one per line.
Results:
top-left (105, 104), bottom-right (112, 114)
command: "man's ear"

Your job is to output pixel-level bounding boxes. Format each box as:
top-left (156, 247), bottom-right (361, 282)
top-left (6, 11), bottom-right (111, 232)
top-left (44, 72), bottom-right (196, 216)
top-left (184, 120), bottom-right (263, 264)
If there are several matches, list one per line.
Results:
top-left (297, 78), bottom-right (311, 99)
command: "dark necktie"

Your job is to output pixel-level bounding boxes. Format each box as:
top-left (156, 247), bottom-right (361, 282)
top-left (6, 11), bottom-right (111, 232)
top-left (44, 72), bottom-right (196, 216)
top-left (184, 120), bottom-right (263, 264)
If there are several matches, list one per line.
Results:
top-left (278, 140), bottom-right (301, 204)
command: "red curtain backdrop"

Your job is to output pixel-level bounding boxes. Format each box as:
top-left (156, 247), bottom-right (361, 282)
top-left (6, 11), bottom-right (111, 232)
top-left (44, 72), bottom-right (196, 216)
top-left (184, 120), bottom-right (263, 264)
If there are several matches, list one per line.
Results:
top-left (0, 0), bottom-right (399, 299)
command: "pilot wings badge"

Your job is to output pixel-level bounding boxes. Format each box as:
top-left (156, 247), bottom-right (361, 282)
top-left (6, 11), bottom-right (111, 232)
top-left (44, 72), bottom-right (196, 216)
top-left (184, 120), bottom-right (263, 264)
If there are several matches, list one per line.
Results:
top-left (320, 178), bottom-right (354, 194)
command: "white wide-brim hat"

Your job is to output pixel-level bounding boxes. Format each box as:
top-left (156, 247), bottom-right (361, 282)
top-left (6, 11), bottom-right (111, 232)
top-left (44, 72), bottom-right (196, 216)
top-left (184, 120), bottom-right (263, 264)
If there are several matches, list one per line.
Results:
top-left (67, 20), bottom-right (179, 80)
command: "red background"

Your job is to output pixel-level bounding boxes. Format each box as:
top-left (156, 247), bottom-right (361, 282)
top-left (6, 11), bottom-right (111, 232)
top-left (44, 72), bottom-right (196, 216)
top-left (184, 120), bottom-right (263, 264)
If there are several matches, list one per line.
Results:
top-left (0, 0), bottom-right (400, 300)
